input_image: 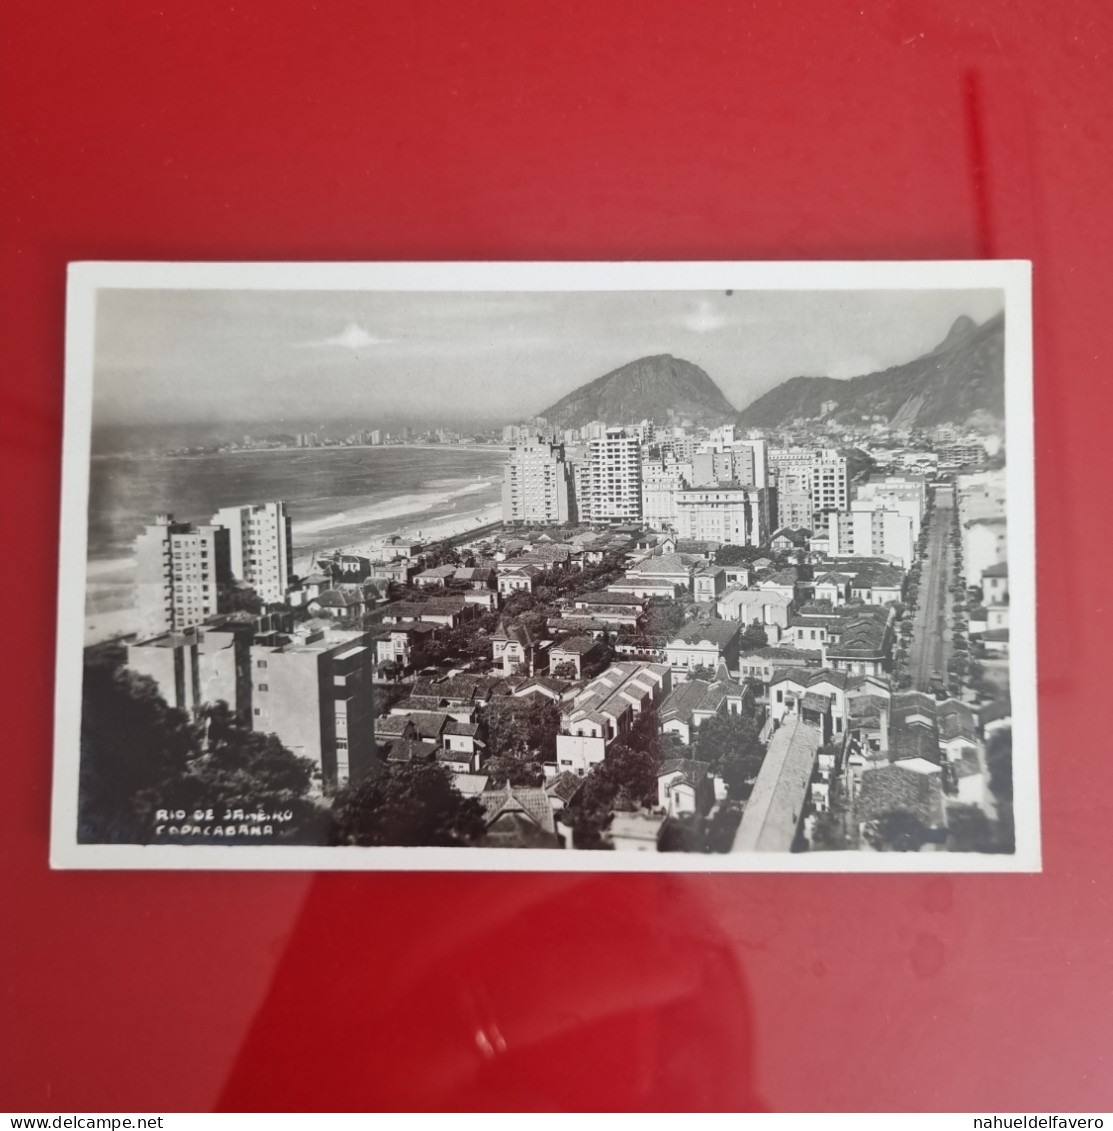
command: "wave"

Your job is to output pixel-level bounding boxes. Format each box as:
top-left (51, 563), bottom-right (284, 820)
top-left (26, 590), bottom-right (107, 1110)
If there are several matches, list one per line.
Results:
top-left (291, 479), bottom-right (499, 540)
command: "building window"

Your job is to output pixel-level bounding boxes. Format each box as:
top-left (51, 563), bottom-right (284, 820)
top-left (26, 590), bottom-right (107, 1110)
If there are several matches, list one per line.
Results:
top-left (258, 683), bottom-right (268, 692)
top-left (254, 708), bottom-right (261, 716)
top-left (257, 660), bottom-right (267, 668)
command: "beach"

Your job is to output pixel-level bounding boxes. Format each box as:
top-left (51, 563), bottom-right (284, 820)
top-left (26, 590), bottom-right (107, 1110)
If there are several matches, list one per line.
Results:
top-left (84, 444), bottom-right (508, 645)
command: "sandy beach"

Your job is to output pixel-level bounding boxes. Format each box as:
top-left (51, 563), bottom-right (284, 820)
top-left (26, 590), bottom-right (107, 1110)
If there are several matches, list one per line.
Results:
top-left (293, 498), bottom-right (504, 575)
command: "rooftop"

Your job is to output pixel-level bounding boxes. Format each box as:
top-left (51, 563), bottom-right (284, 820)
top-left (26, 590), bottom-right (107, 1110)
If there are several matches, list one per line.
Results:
top-left (733, 717), bottom-right (822, 852)
top-left (857, 762), bottom-right (945, 827)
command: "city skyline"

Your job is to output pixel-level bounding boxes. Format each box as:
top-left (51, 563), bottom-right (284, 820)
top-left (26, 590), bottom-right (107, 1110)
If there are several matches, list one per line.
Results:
top-left (92, 285), bottom-right (1006, 429)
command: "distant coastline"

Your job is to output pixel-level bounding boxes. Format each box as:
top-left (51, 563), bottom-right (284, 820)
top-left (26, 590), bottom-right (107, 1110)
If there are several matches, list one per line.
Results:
top-left (91, 441), bottom-right (513, 461)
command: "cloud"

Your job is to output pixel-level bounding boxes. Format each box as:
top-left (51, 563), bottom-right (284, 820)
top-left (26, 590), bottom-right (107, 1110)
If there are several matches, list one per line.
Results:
top-left (682, 300), bottom-right (728, 334)
top-left (298, 322), bottom-right (392, 349)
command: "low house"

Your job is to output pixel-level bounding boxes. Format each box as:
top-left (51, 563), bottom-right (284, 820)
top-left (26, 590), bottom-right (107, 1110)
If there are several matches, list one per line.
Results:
top-left (479, 784), bottom-right (560, 849)
top-left (414, 564), bottom-right (458, 588)
top-left (937, 700), bottom-right (979, 762)
top-left (657, 758), bottom-right (715, 817)
top-left (674, 539), bottom-right (718, 561)
top-left (367, 559), bottom-right (418, 585)
top-left (463, 588), bottom-right (499, 611)
top-left (556, 661), bottom-right (671, 775)
top-left (825, 609), bottom-right (894, 676)
top-left (813, 572), bottom-right (854, 606)
top-left (571, 592), bottom-right (647, 629)
top-left (717, 588), bottom-right (793, 627)
top-left (309, 586), bottom-right (369, 620)
top-left (544, 770), bottom-right (585, 814)
top-left (497, 564), bottom-right (543, 596)
top-left (373, 622), bottom-right (438, 671)
top-left (664, 620), bottom-right (740, 679)
top-left (659, 666), bottom-right (750, 744)
top-left (770, 527), bottom-right (811, 553)
top-left (857, 761), bottom-right (947, 844)
top-left (499, 674), bottom-right (569, 703)
top-left (769, 667), bottom-right (853, 736)
top-left (981, 561), bottom-right (1008, 605)
top-left (549, 635), bottom-right (605, 679)
top-left (454, 565), bottom-right (497, 590)
top-left (491, 618), bottom-right (549, 676)
top-left (380, 598), bottom-right (473, 629)
top-left (620, 553), bottom-right (693, 596)
top-left (693, 564), bottom-right (727, 603)
top-left (781, 614), bottom-right (832, 652)
top-left (737, 646), bottom-right (822, 684)
top-left (759, 569), bottom-right (798, 603)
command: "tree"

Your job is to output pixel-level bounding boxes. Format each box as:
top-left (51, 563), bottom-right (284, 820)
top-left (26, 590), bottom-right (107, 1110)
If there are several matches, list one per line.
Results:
top-left (739, 622), bottom-right (768, 651)
top-left (551, 659), bottom-right (579, 681)
top-left (79, 660), bottom-right (323, 844)
top-left (645, 599), bottom-right (688, 640)
top-left (810, 810), bottom-right (848, 851)
top-left (481, 754), bottom-right (544, 788)
top-left (486, 696), bottom-right (561, 761)
top-left (79, 661), bottom-right (199, 843)
top-left (694, 711), bottom-right (763, 772)
top-left (222, 583), bottom-right (263, 615)
top-left (331, 762), bottom-right (486, 846)
top-left (986, 726), bottom-right (1013, 803)
top-left (715, 544), bottom-right (764, 566)
top-left (946, 804), bottom-right (995, 852)
top-left (605, 741), bottom-right (660, 810)
top-left (864, 809), bottom-right (928, 852)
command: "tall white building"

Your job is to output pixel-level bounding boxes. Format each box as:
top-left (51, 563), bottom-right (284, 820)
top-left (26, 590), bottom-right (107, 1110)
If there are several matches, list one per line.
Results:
top-left (770, 447), bottom-right (847, 529)
top-left (675, 485), bottom-right (774, 547)
top-left (212, 501), bottom-right (293, 605)
top-left (641, 452), bottom-right (688, 531)
top-left (135, 514), bottom-right (232, 637)
top-left (581, 427), bottom-right (642, 524)
top-left (828, 506), bottom-right (915, 568)
top-left (691, 439), bottom-right (768, 489)
top-left (811, 450), bottom-right (849, 516)
top-left (501, 436), bottom-right (574, 525)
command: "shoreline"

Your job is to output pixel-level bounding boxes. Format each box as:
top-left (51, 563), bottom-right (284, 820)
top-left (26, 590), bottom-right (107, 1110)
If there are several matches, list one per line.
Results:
top-left (294, 499), bottom-right (505, 574)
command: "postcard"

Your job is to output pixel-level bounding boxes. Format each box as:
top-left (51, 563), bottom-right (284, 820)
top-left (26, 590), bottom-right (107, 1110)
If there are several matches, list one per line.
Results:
top-left (52, 260), bottom-right (1037, 870)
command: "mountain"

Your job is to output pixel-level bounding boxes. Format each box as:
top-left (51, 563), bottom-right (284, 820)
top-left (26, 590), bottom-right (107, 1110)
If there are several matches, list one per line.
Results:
top-left (737, 312), bottom-right (1005, 430)
top-left (540, 355), bottom-right (737, 430)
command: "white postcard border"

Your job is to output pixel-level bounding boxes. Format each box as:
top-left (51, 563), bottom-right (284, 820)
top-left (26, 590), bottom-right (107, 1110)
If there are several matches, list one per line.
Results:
top-left (52, 259), bottom-right (1037, 872)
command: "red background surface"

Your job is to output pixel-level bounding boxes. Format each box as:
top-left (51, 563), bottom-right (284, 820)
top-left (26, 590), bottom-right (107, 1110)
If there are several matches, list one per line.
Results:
top-left (1, 0), bottom-right (1109, 1112)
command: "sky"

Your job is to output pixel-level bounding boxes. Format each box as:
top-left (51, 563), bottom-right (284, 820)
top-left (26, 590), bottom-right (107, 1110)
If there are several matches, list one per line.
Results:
top-left (91, 285), bottom-right (1006, 430)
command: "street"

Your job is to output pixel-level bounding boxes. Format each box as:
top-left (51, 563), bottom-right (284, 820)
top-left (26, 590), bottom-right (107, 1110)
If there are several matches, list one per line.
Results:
top-left (909, 485), bottom-right (954, 692)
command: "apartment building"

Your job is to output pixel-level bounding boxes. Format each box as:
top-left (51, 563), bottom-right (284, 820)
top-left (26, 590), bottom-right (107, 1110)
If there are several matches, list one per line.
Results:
top-left (211, 501), bottom-right (293, 605)
top-left (580, 427), bottom-right (642, 524)
top-left (501, 435), bottom-right (574, 525)
top-left (135, 514), bottom-right (232, 637)
top-left (250, 630), bottom-right (377, 792)
top-left (674, 484), bottom-right (774, 547)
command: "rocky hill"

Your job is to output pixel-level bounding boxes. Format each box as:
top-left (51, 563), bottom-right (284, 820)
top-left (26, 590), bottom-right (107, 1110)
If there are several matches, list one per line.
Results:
top-left (737, 312), bottom-right (1005, 430)
top-left (540, 354), bottom-right (737, 429)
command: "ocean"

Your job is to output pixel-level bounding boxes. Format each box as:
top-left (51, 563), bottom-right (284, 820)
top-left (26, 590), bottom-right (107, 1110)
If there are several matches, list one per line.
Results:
top-left (87, 445), bottom-right (507, 565)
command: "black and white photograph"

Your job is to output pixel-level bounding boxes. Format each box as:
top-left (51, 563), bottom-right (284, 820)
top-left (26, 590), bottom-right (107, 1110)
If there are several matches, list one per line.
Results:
top-left (52, 260), bottom-right (1036, 870)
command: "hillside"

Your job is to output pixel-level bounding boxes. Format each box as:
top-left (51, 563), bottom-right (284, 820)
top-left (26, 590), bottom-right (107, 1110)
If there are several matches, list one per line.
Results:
top-left (540, 354), bottom-right (737, 429)
top-left (737, 312), bottom-right (1005, 430)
